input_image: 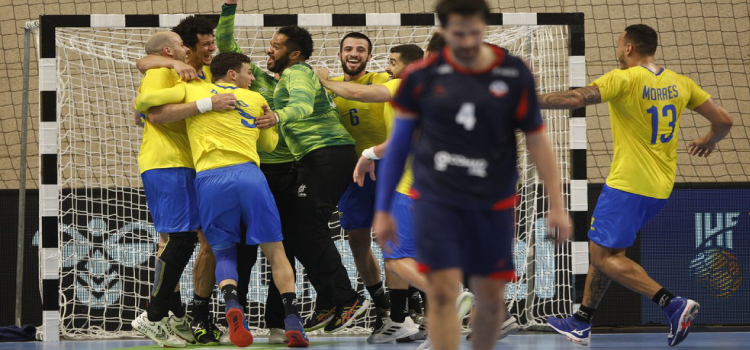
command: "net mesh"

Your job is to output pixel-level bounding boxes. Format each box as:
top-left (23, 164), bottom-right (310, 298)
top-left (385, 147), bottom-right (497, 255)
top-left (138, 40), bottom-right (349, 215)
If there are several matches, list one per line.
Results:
top-left (53, 24), bottom-right (572, 338)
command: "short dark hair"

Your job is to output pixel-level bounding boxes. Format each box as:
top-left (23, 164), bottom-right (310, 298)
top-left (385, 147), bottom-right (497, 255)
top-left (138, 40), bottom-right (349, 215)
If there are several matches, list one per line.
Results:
top-left (426, 32), bottom-right (446, 54)
top-left (277, 25), bottom-right (314, 60)
top-left (436, 0), bottom-right (490, 28)
top-left (624, 24), bottom-right (658, 56)
top-left (390, 44), bottom-right (424, 66)
top-left (340, 32), bottom-right (373, 54)
top-left (210, 52), bottom-right (251, 80)
top-left (172, 16), bottom-right (217, 49)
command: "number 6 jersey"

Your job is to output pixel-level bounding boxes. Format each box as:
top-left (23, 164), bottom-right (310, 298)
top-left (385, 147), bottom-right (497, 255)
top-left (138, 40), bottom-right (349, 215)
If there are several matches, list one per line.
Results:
top-left (592, 66), bottom-right (710, 199)
top-left (391, 45), bottom-right (543, 210)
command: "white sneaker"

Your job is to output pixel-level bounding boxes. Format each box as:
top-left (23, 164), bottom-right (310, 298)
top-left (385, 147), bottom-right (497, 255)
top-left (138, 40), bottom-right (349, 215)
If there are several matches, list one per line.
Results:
top-left (466, 315), bottom-right (521, 341)
top-left (132, 311), bottom-right (187, 348)
top-left (367, 315), bottom-right (419, 344)
top-left (167, 313), bottom-right (195, 344)
top-left (456, 291), bottom-right (475, 322)
top-left (415, 336), bottom-right (432, 350)
top-left (269, 327), bottom-right (289, 344)
top-left (219, 329), bottom-right (232, 345)
top-left (398, 312), bottom-right (426, 342)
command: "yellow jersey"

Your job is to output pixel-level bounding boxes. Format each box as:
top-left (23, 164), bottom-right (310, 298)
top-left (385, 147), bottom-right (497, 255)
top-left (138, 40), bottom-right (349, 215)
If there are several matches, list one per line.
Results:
top-left (197, 65), bottom-right (213, 83)
top-left (593, 66), bottom-right (710, 199)
top-left (330, 72), bottom-right (391, 154)
top-left (378, 78), bottom-right (413, 196)
top-left (137, 68), bottom-right (193, 173)
top-left (136, 80), bottom-right (278, 172)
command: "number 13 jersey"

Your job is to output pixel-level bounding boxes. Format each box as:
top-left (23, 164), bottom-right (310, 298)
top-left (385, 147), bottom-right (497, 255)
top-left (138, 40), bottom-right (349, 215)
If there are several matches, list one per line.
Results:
top-left (593, 66), bottom-right (710, 199)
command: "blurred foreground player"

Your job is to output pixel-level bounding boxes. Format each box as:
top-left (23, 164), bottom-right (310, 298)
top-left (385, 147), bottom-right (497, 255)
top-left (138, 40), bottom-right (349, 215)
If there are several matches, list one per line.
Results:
top-left (373, 1), bottom-right (571, 349)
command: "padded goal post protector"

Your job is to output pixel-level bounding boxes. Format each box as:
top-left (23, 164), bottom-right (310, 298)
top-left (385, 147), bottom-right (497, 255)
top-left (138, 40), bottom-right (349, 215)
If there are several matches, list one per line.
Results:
top-left (38, 12), bottom-right (585, 341)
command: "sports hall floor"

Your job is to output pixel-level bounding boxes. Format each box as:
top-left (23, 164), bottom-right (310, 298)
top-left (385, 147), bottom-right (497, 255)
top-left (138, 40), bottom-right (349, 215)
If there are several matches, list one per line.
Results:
top-left (3, 332), bottom-right (750, 350)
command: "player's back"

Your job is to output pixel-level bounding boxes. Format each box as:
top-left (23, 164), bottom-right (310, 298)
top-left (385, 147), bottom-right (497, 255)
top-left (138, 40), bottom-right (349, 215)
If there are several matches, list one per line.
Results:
top-left (182, 81), bottom-right (274, 172)
top-left (593, 66), bottom-right (710, 198)
top-left (330, 72), bottom-right (390, 154)
top-left (137, 68), bottom-right (194, 173)
top-left (393, 46), bottom-right (543, 210)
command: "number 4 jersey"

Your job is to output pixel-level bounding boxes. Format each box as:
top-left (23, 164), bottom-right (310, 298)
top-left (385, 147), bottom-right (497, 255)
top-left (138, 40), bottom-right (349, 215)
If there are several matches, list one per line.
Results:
top-left (391, 45), bottom-right (543, 210)
top-left (593, 66), bottom-right (710, 199)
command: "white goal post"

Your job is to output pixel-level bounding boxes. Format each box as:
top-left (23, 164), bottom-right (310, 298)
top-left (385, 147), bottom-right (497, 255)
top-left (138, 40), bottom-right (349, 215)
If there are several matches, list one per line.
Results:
top-left (37, 12), bottom-right (588, 341)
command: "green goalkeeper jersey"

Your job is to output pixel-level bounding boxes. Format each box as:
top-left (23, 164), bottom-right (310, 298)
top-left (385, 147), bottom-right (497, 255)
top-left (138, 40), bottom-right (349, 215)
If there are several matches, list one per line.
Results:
top-left (217, 3), bottom-right (294, 164)
top-left (274, 63), bottom-right (355, 159)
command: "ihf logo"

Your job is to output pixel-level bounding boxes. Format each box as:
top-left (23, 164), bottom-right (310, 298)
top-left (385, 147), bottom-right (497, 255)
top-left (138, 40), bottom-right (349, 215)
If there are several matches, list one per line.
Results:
top-left (690, 213), bottom-right (743, 298)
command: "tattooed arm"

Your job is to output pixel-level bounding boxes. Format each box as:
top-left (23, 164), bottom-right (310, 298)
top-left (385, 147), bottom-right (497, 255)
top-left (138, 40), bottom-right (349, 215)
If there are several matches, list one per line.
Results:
top-left (538, 85), bottom-right (602, 110)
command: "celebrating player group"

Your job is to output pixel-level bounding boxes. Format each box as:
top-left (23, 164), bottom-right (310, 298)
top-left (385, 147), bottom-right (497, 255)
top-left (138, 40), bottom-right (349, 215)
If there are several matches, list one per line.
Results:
top-left (130, 0), bottom-right (733, 349)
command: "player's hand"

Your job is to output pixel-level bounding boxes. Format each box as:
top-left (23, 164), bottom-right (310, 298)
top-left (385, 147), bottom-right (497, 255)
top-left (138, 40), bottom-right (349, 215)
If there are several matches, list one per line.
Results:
top-left (174, 60), bottom-right (198, 82)
top-left (353, 156), bottom-right (376, 187)
top-left (255, 105), bottom-right (278, 129)
top-left (373, 211), bottom-right (397, 254)
top-left (546, 207), bottom-right (571, 245)
top-left (313, 66), bottom-right (330, 81)
top-left (210, 93), bottom-right (237, 111)
top-left (131, 93), bottom-right (144, 127)
top-left (688, 137), bottom-right (716, 157)
top-left (134, 112), bottom-right (145, 127)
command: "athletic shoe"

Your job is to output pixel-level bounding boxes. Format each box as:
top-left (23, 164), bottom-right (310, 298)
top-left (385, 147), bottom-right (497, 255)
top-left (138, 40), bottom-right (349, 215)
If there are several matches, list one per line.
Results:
top-left (284, 314), bottom-right (310, 347)
top-left (456, 291), bottom-right (475, 322)
top-left (219, 329), bottom-right (231, 345)
top-left (226, 300), bottom-right (253, 347)
top-left (167, 312), bottom-right (195, 344)
top-left (415, 336), bottom-right (432, 350)
top-left (190, 318), bottom-right (220, 345)
top-left (324, 296), bottom-right (372, 333)
top-left (397, 311), bottom-right (426, 342)
top-left (466, 315), bottom-right (520, 341)
top-left (547, 315), bottom-right (591, 346)
top-left (303, 307), bottom-right (336, 332)
top-left (367, 313), bottom-right (419, 343)
top-left (132, 311), bottom-right (187, 348)
top-left (663, 297), bottom-right (700, 347)
top-left (269, 327), bottom-right (288, 344)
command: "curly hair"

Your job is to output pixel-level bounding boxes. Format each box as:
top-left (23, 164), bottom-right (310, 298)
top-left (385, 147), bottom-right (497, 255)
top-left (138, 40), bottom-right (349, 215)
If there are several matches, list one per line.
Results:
top-left (172, 16), bottom-right (217, 49)
top-left (277, 25), bottom-right (314, 60)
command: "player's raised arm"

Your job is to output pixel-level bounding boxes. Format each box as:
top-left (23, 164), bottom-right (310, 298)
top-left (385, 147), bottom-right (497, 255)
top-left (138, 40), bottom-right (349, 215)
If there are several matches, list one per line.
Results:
top-left (537, 85), bottom-right (602, 110)
top-left (217, 0), bottom-right (243, 54)
top-left (314, 67), bottom-right (393, 102)
top-left (136, 54), bottom-right (198, 81)
top-left (688, 98), bottom-right (733, 157)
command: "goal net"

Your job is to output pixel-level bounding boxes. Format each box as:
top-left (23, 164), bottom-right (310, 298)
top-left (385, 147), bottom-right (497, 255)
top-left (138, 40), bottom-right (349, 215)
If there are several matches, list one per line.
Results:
top-left (50, 17), bottom-right (575, 339)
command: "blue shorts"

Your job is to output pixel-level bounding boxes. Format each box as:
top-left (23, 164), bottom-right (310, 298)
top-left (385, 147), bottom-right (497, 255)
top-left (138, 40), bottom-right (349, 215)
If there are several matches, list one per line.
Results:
top-left (383, 192), bottom-right (416, 260)
top-left (194, 162), bottom-right (283, 250)
top-left (588, 185), bottom-right (668, 248)
top-left (338, 165), bottom-right (377, 231)
top-left (141, 167), bottom-right (201, 233)
top-left (413, 199), bottom-right (515, 279)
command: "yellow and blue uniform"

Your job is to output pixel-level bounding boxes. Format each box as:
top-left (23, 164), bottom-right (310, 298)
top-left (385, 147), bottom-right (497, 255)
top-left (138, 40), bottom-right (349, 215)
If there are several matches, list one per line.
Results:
top-left (137, 67), bottom-right (200, 233)
top-left (136, 79), bottom-right (283, 251)
top-left (589, 66), bottom-right (711, 248)
top-left (332, 72), bottom-right (396, 231)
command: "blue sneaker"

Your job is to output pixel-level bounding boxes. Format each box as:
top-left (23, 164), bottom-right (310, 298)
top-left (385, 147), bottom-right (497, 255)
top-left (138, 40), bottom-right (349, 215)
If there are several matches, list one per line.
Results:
top-left (663, 297), bottom-right (700, 347)
top-left (547, 316), bottom-right (591, 346)
top-left (225, 300), bottom-right (253, 347)
top-left (284, 314), bottom-right (310, 347)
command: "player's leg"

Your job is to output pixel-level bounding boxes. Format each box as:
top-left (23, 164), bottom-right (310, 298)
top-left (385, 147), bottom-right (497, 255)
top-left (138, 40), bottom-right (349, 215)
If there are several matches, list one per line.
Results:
top-left (467, 276), bottom-right (509, 350)
top-left (366, 267), bottom-right (419, 344)
top-left (157, 233), bottom-right (188, 320)
top-left (265, 242), bottom-right (296, 344)
top-left (190, 229), bottom-right (221, 345)
top-left (339, 178), bottom-right (389, 310)
top-left (290, 147), bottom-right (369, 333)
top-left (242, 162), bottom-right (308, 347)
top-left (424, 269), bottom-right (462, 350)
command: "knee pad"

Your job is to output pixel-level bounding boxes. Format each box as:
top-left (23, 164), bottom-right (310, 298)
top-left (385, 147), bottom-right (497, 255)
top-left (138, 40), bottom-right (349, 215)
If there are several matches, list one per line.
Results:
top-left (213, 244), bottom-right (239, 283)
top-left (159, 232), bottom-right (199, 267)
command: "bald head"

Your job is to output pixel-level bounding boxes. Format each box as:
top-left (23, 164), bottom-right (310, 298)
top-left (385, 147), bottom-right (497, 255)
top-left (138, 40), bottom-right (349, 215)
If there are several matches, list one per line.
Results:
top-left (145, 32), bottom-right (186, 61)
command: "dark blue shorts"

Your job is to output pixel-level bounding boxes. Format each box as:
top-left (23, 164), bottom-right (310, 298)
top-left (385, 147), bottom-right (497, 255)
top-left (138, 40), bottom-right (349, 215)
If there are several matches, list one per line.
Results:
top-left (194, 162), bottom-right (283, 250)
top-left (338, 165), bottom-right (377, 230)
top-left (588, 185), bottom-right (668, 248)
top-left (413, 199), bottom-right (515, 279)
top-left (141, 167), bottom-right (201, 233)
top-left (383, 192), bottom-right (416, 260)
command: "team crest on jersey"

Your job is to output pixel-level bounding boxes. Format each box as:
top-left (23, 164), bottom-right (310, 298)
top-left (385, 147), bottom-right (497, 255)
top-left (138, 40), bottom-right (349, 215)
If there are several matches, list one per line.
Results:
top-left (489, 80), bottom-right (509, 98)
top-left (437, 64), bottom-right (453, 75)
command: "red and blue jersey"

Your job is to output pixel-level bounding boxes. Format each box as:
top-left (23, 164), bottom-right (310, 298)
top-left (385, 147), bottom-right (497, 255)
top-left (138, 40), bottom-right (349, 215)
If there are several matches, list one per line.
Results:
top-left (390, 45), bottom-right (544, 210)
